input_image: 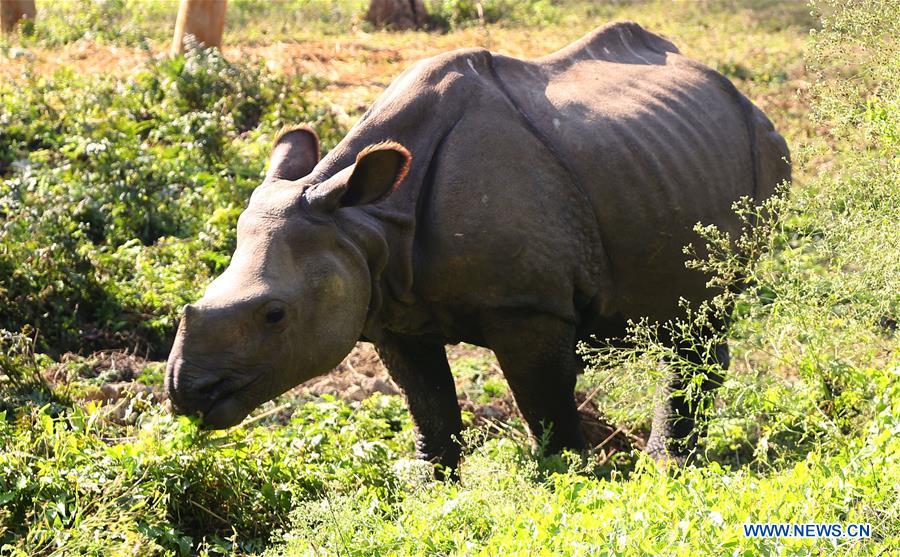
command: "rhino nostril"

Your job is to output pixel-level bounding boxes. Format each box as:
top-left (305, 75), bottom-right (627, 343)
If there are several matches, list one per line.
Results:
top-left (197, 376), bottom-right (228, 395)
top-left (164, 357), bottom-right (230, 415)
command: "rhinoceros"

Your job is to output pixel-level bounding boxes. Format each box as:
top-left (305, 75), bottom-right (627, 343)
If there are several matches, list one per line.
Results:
top-left (165, 21), bottom-right (790, 469)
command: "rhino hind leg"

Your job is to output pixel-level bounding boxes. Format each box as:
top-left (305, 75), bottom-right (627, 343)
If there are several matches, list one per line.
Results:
top-left (646, 327), bottom-right (729, 465)
top-left (375, 334), bottom-right (463, 478)
top-left (482, 311), bottom-right (587, 455)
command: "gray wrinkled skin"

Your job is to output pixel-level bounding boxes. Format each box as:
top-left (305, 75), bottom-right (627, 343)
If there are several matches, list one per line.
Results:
top-left (166, 22), bottom-right (790, 468)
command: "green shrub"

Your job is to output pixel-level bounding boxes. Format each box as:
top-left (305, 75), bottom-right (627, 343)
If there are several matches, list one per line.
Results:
top-left (273, 380), bottom-right (899, 555)
top-left (0, 374), bottom-right (412, 555)
top-left (0, 44), bottom-right (346, 355)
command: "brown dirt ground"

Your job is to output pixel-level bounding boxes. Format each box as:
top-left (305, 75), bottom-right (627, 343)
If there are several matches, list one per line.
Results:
top-left (6, 21), bottom-right (730, 110)
top-left (52, 341), bottom-right (641, 457)
top-left (267, 341), bottom-right (641, 457)
top-left (1, 29), bottom-right (569, 108)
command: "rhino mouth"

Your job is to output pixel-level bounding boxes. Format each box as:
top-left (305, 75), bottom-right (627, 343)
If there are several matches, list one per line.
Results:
top-left (202, 371), bottom-right (270, 429)
top-left (200, 393), bottom-right (253, 429)
top-left (166, 359), bottom-right (267, 429)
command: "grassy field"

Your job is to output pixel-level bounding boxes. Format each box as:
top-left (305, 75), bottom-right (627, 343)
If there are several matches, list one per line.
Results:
top-left (1, 0), bottom-right (898, 555)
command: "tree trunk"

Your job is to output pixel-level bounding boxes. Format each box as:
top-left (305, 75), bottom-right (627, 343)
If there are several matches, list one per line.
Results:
top-left (171, 0), bottom-right (227, 55)
top-left (0, 0), bottom-right (36, 33)
top-left (365, 0), bottom-right (428, 31)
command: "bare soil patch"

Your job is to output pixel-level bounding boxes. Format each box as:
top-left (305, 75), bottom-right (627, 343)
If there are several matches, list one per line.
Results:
top-left (52, 341), bottom-right (641, 455)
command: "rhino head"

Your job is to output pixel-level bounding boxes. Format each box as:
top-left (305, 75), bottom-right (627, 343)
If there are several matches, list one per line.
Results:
top-left (165, 126), bottom-right (411, 428)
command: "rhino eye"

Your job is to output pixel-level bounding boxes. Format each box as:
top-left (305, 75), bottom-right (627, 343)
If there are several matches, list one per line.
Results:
top-left (265, 308), bottom-right (286, 324)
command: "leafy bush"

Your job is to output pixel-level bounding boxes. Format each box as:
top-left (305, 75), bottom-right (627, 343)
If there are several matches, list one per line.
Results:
top-left (0, 44), bottom-right (346, 355)
top-left (273, 388), bottom-right (899, 555)
top-left (0, 392), bottom-right (412, 554)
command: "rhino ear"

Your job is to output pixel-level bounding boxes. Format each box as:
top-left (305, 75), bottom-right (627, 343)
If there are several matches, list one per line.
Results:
top-left (265, 125), bottom-right (320, 182)
top-left (308, 141), bottom-right (411, 211)
top-left (343, 141), bottom-right (411, 206)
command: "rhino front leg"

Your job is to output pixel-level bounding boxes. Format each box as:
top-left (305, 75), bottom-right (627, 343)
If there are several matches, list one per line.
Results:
top-left (646, 337), bottom-right (728, 464)
top-left (482, 312), bottom-right (587, 455)
top-left (374, 334), bottom-right (463, 476)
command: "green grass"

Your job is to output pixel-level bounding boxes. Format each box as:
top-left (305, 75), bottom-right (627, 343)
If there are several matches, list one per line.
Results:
top-left (276, 398), bottom-right (899, 555)
top-left (1, 0), bottom-right (899, 555)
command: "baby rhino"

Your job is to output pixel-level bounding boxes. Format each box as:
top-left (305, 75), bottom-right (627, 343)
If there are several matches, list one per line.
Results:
top-left (165, 22), bottom-right (790, 471)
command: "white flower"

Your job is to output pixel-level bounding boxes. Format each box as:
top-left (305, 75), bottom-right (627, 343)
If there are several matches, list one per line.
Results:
top-left (85, 141), bottom-right (107, 155)
top-left (709, 511), bottom-right (725, 527)
top-left (441, 497), bottom-right (459, 516)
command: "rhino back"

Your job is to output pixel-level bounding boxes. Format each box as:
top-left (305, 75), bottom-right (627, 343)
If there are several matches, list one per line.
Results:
top-left (489, 21), bottom-right (786, 319)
